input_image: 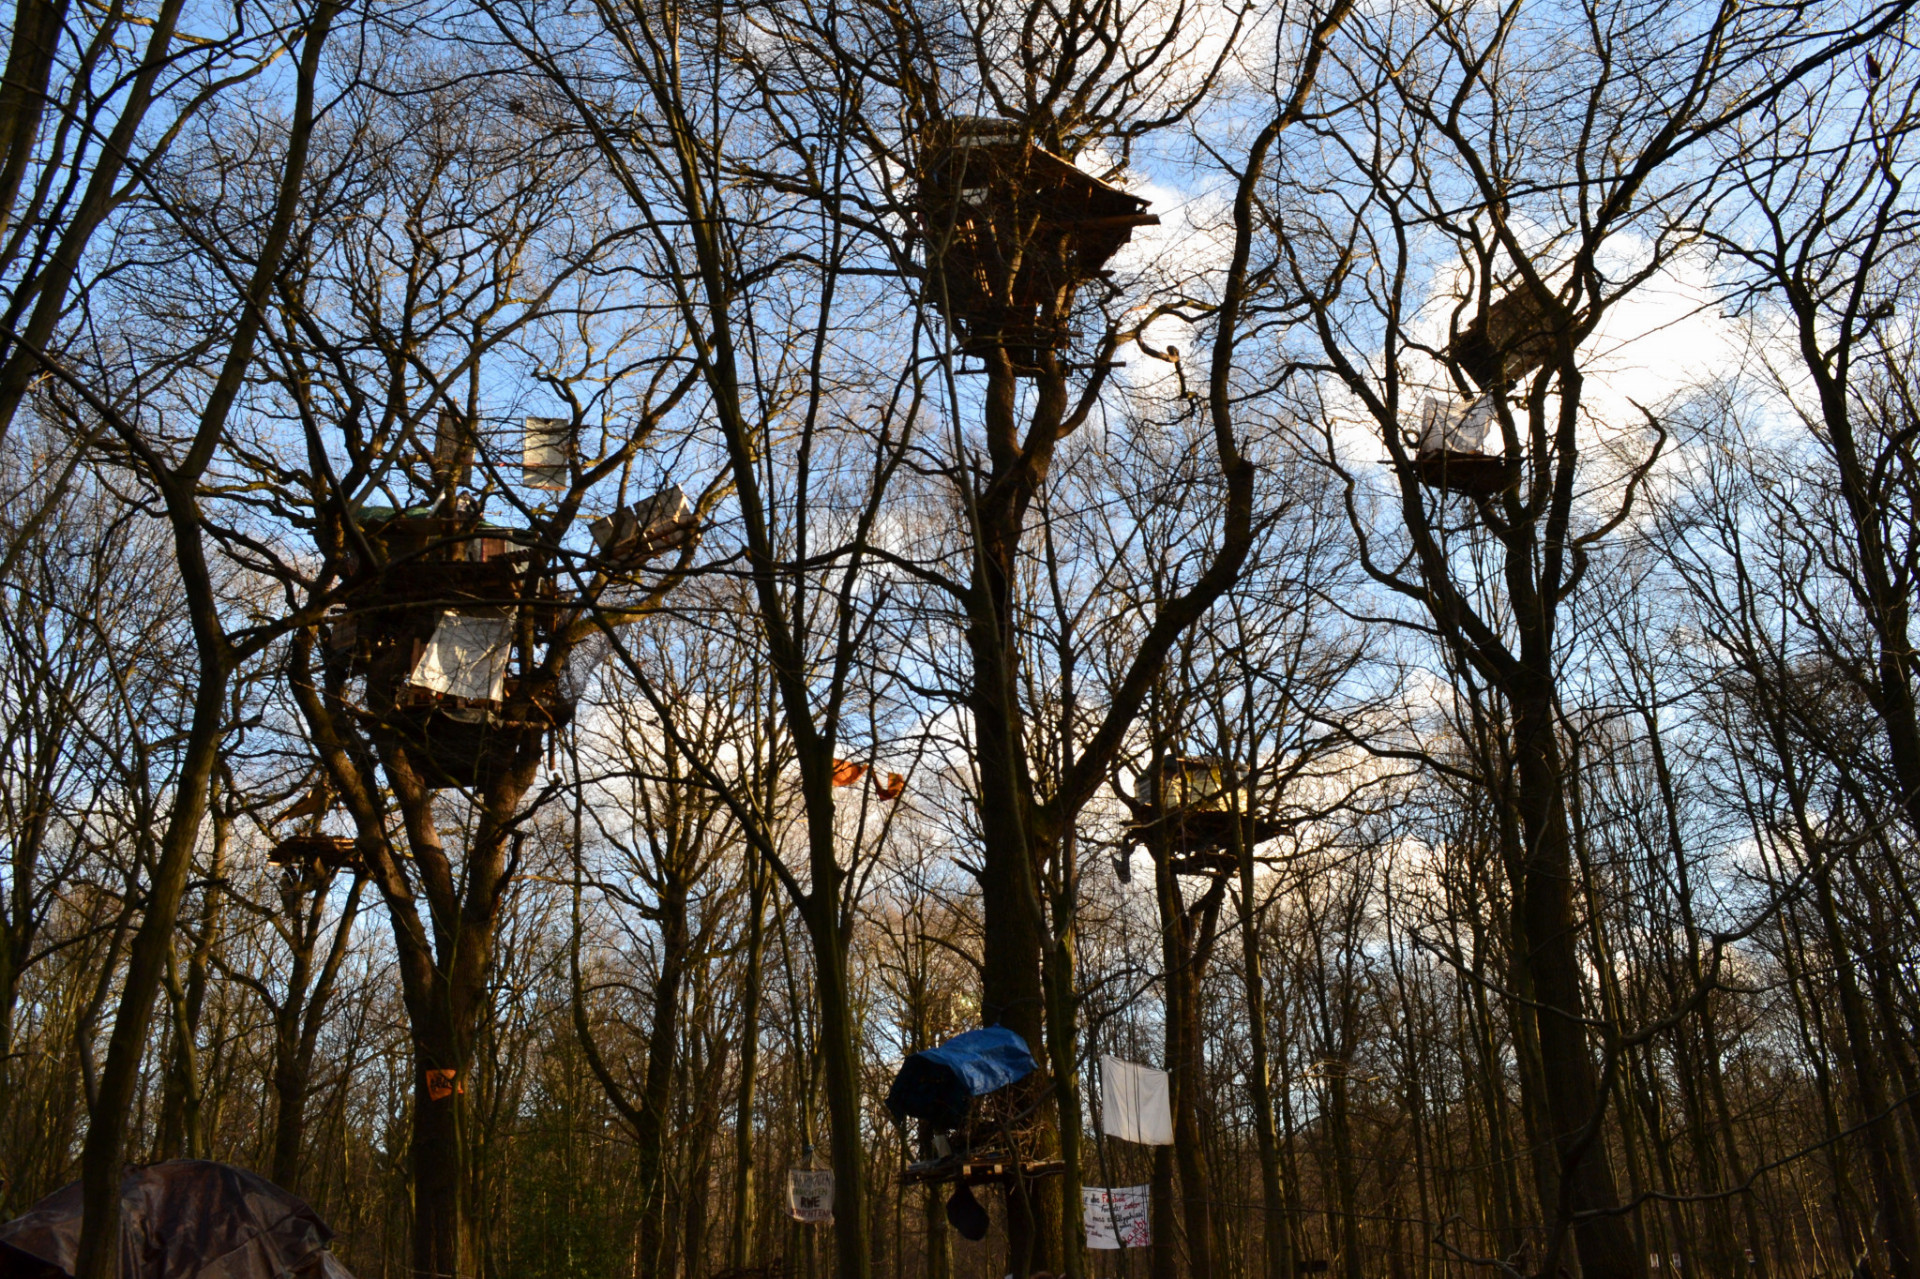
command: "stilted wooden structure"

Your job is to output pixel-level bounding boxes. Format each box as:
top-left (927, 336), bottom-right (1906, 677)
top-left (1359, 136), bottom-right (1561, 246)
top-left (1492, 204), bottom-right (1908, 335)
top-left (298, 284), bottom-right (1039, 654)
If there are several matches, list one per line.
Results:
top-left (918, 118), bottom-right (1157, 371)
top-left (1122, 756), bottom-right (1293, 874)
top-left (324, 413), bottom-right (695, 788)
top-left (900, 1072), bottom-right (1063, 1188)
top-left (266, 833), bottom-right (360, 875)
top-left (1404, 285), bottom-right (1581, 496)
top-left (1405, 394), bottom-right (1515, 498)
top-left (327, 503), bottom-right (561, 788)
top-left (1450, 286), bottom-right (1568, 391)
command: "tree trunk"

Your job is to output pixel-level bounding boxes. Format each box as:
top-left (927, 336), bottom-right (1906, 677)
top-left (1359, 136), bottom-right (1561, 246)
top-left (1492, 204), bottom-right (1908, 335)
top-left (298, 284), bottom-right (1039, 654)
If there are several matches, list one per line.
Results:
top-left (636, 879), bottom-right (691, 1277)
top-left (967, 498), bottom-right (1052, 1278)
top-left (1153, 843), bottom-right (1221, 1279)
top-left (1327, 1070), bottom-right (1363, 1279)
top-left (1239, 870), bottom-right (1295, 1279)
top-left (0, 0), bottom-right (70, 241)
top-left (158, 795), bottom-right (228, 1160)
top-left (1509, 682), bottom-right (1641, 1279)
top-left (924, 1182), bottom-right (951, 1279)
top-left (731, 863), bottom-right (768, 1273)
top-left (1814, 866), bottom-right (1919, 1279)
top-left (1150, 1142), bottom-right (1177, 1279)
top-left (272, 874), bottom-right (365, 1191)
top-left (73, 651), bottom-right (227, 1279)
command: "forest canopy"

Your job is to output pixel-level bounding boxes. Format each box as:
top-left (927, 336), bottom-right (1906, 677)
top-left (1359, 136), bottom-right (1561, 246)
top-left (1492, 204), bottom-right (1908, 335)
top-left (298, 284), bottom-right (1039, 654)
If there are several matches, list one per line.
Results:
top-left (1, 0), bottom-right (1918, 1277)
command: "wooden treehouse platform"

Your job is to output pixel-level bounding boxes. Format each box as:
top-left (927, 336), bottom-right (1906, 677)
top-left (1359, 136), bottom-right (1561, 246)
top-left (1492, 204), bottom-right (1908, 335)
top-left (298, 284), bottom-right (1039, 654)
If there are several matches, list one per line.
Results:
top-left (918, 118), bottom-right (1157, 371)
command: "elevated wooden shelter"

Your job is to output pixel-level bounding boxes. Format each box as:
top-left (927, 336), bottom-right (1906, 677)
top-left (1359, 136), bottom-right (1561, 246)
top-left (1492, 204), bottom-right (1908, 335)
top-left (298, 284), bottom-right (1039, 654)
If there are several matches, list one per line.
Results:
top-left (1123, 756), bottom-right (1293, 871)
top-left (918, 118), bottom-right (1157, 371)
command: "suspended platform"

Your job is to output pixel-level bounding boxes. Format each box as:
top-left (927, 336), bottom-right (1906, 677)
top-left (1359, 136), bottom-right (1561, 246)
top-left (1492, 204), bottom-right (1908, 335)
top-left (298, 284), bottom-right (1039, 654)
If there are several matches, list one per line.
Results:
top-left (901, 1155), bottom-right (1066, 1187)
top-left (1406, 448), bottom-right (1513, 497)
top-left (1122, 756), bottom-right (1293, 862)
top-left (266, 834), bottom-right (360, 874)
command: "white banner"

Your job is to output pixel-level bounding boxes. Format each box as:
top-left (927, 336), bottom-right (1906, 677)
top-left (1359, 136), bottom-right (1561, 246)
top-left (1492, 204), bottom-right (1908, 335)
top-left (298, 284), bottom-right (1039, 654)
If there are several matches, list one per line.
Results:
top-left (522, 416), bottom-right (571, 489)
top-left (1083, 1185), bottom-right (1151, 1250)
top-left (1100, 1056), bottom-right (1174, 1145)
top-left (788, 1169), bottom-right (833, 1224)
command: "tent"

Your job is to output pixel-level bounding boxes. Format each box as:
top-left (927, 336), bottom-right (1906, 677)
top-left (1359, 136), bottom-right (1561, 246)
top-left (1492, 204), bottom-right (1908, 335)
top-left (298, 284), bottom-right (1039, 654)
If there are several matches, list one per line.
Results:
top-left (886, 1026), bottom-right (1038, 1131)
top-left (0, 1161), bottom-right (354, 1279)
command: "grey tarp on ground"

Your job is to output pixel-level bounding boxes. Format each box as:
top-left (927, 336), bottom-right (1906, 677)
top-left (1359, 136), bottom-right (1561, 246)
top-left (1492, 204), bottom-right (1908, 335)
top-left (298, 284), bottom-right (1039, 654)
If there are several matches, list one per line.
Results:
top-left (0, 1160), bottom-right (354, 1279)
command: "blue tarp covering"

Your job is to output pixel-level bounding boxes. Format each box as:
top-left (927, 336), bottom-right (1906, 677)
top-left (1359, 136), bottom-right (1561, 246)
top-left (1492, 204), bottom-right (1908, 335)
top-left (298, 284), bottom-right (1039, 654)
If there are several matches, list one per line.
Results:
top-left (886, 1026), bottom-right (1038, 1130)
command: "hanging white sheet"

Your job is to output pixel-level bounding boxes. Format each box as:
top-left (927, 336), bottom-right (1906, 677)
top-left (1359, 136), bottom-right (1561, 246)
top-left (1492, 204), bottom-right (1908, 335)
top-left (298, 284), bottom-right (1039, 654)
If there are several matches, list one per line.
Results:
top-left (1417, 396), bottom-right (1496, 454)
top-left (1100, 1055), bottom-right (1174, 1145)
top-left (1083, 1185), bottom-right (1152, 1249)
top-left (787, 1169), bottom-right (833, 1224)
top-left (409, 612), bottom-right (511, 702)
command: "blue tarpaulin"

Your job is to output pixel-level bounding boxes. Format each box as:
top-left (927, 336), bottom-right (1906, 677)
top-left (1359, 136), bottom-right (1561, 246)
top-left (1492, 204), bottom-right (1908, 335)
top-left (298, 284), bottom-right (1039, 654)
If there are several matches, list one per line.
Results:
top-left (886, 1026), bottom-right (1038, 1130)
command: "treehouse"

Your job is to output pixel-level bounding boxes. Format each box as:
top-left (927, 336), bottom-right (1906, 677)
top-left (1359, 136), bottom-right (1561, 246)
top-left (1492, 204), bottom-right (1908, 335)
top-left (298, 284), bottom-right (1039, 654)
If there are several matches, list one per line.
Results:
top-left (917, 117), bottom-right (1158, 371)
top-left (1124, 756), bottom-right (1293, 871)
top-left (1406, 396), bottom-right (1512, 497)
top-left (323, 413), bottom-right (696, 789)
top-left (1449, 285), bottom-right (1573, 390)
top-left (266, 833), bottom-right (360, 876)
top-left (324, 502), bottom-right (558, 788)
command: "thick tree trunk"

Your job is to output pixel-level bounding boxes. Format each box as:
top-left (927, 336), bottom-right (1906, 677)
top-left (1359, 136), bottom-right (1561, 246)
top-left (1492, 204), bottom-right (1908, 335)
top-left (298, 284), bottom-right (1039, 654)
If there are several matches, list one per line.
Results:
top-left (0, 0), bottom-right (69, 239)
top-left (411, 1022), bottom-right (472, 1279)
top-left (1040, 914), bottom-right (1084, 1279)
top-left (1239, 868), bottom-right (1295, 1279)
top-left (966, 461), bottom-right (1051, 1278)
top-left (1150, 1143), bottom-right (1177, 1279)
top-left (73, 663), bottom-right (227, 1279)
top-left (804, 886), bottom-right (871, 1279)
top-left (1508, 685), bottom-right (1640, 1279)
top-left (1327, 1071), bottom-right (1363, 1279)
top-left (1153, 844), bottom-right (1220, 1279)
top-left (923, 1183), bottom-right (950, 1279)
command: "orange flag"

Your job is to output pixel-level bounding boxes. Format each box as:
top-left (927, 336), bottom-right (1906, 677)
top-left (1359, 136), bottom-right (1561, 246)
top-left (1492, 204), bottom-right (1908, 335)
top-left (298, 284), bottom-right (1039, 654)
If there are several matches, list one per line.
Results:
top-left (874, 772), bottom-right (906, 801)
top-left (425, 1068), bottom-right (463, 1101)
top-left (830, 759), bottom-right (867, 787)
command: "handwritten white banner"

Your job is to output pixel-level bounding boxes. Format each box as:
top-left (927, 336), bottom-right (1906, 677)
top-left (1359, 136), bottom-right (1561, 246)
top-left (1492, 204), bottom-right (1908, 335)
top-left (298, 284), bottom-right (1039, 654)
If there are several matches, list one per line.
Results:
top-left (788, 1169), bottom-right (833, 1224)
top-left (1083, 1185), bottom-right (1151, 1249)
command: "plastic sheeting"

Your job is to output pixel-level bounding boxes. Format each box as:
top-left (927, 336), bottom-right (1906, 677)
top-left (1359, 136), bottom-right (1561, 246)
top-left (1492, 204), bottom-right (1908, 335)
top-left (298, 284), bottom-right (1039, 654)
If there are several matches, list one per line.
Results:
top-left (1417, 396), bottom-right (1496, 454)
top-left (885, 1026), bottom-right (1037, 1131)
top-left (409, 612), bottom-right (511, 702)
top-left (0, 1160), bottom-right (356, 1279)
